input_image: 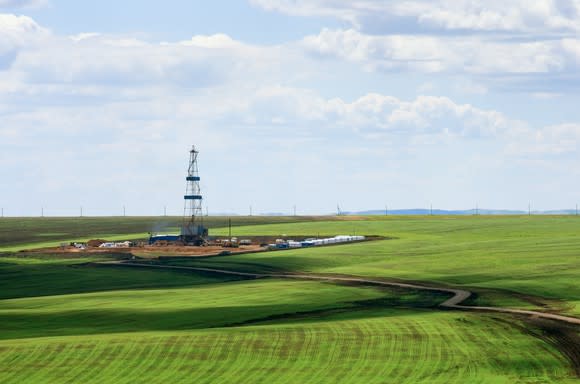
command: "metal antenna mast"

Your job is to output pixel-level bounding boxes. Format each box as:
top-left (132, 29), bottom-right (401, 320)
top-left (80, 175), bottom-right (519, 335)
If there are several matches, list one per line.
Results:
top-left (181, 145), bottom-right (206, 244)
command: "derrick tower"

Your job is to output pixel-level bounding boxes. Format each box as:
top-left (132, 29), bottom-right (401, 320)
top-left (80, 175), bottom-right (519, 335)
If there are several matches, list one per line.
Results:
top-left (181, 145), bottom-right (207, 245)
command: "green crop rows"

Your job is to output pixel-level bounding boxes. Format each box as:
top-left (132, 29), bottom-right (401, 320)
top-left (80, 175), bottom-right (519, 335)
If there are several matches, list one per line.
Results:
top-left (0, 216), bottom-right (578, 383)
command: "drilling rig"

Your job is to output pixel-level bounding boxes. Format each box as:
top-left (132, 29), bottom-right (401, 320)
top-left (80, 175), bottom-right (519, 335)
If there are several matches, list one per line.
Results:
top-left (180, 145), bottom-right (208, 245)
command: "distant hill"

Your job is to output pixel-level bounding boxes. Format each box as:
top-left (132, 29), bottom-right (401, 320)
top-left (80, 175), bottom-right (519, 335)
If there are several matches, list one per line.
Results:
top-left (343, 209), bottom-right (579, 216)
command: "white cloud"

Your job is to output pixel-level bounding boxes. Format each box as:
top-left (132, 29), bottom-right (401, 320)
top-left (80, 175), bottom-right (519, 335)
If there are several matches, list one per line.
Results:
top-left (183, 34), bottom-right (241, 49)
top-left (201, 87), bottom-right (575, 163)
top-left (4, 28), bottom-right (287, 88)
top-left (3, 13), bottom-right (578, 94)
top-left (0, 0), bottom-right (47, 9)
top-left (0, 14), bottom-right (287, 88)
top-left (506, 123), bottom-right (580, 156)
top-left (302, 28), bottom-right (579, 76)
top-left (302, 29), bottom-right (449, 73)
top-left (531, 92), bottom-right (562, 99)
top-left (0, 13), bottom-right (48, 47)
top-left (0, 13), bottom-right (48, 71)
top-left (411, 0), bottom-right (580, 33)
top-left (252, 0), bottom-right (580, 33)
top-left (215, 86), bottom-right (523, 140)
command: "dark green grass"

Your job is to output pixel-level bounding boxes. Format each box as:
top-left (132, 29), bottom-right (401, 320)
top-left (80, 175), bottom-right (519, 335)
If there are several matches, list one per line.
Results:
top-left (0, 256), bottom-right (243, 300)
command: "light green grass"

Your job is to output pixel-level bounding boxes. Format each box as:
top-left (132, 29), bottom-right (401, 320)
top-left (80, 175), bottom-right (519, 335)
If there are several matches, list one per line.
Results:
top-left (0, 307), bottom-right (575, 383)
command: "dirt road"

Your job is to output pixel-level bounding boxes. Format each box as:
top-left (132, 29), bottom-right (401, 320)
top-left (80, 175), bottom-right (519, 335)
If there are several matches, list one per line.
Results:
top-left (103, 261), bottom-right (580, 326)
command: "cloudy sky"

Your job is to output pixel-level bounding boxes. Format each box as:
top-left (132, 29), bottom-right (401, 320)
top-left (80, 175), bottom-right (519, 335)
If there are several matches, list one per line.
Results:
top-left (1, 0), bottom-right (579, 216)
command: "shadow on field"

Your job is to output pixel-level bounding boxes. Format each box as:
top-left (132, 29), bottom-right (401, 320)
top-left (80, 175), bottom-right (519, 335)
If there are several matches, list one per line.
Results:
top-left (158, 255), bottom-right (349, 275)
top-left (0, 260), bottom-right (247, 301)
top-left (228, 290), bottom-right (449, 328)
top-left (0, 296), bottom-right (436, 341)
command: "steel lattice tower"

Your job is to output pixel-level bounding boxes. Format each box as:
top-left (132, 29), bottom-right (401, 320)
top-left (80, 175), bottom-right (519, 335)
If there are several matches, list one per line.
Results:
top-left (181, 145), bottom-right (206, 243)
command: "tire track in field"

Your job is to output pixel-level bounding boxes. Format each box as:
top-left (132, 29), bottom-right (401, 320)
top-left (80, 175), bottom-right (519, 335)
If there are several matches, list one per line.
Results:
top-left (105, 261), bottom-right (580, 326)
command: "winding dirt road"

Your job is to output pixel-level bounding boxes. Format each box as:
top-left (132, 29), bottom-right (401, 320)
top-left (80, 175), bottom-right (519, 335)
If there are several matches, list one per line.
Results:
top-left (104, 261), bottom-right (580, 326)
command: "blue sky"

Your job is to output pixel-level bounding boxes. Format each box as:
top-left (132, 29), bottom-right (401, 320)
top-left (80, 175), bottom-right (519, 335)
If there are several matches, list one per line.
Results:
top-left (1, 0), bottom-right (579, 216)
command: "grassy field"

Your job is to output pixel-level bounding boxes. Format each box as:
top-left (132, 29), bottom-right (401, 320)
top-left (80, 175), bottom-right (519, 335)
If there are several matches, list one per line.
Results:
top-left (0, 216), bottom-right (579, 382)
top-left (187, 216), bottom-right (580, 315)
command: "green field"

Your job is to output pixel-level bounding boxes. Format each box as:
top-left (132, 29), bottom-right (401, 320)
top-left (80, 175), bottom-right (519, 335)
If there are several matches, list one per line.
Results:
top-left (197, 216), bottom-right (580, 315)
top-left (0, 216), bottom-right (579, 383)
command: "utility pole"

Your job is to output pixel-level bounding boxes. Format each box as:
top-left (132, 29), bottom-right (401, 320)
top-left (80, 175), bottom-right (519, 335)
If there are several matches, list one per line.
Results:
top-left (164, 206), bottom-right (167, 217)
top-left (249, 205), bottom-right (252, 216)
top-left (430, 204), bottom-right (433, 216)
top-left (293, 205), bottom-right (296, 216)
top-left (123, 206), bottom-right (126, 217)
top-left (206, 206), bottom-right (209, 217)
top-left (385, 205), bottom-right (388, 216)
top-left (476, 203), bottom-right (479, 216)
top-left (80, 206), bottom-right (83, 217)
top-left (528, 203), bottom-right (531, 216)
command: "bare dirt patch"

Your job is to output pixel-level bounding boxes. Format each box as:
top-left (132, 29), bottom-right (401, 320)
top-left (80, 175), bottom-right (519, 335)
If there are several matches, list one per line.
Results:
top-left (21, 244), bottom-right (266, 258)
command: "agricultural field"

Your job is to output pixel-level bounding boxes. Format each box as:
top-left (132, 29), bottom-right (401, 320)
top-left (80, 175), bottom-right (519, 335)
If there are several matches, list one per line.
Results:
top-left (0, 216), bottom-right (579, 383)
